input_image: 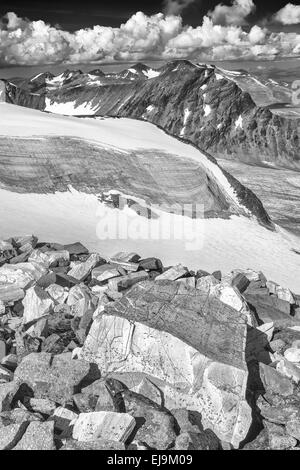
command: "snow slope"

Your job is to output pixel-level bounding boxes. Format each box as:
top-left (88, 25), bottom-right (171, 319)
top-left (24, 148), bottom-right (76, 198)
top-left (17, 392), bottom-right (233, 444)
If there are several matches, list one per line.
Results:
top-left (0, 102), bottom-right (299, 292)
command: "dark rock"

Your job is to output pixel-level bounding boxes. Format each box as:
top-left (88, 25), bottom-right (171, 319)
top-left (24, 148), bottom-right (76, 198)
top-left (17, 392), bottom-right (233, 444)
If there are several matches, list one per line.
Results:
top-left (37, 271), bottom-right (57, 289)
top-left (243, 429), bottom-right (269, 450)
top-left (138, 258), bottom-right (163, 272)
top-left (108, 271), bottom-right (149, 292)
top-left (122, 389), bottom-right (177, 450)
top-left (63, 242), bottom-right (89, 257)
top-left (73, 392), bottom-right (98, 413)
top-left (212, 270), bottom-right (222, 281)
top-left (174, 429), bottom-right (220, 450)
top-left (171, 409), bottom-right (204, 434)
top-left (55, 273), bottom-right (80, 288)
top-left (41, 333), bottom-right (65, 354)
top-left (14, 352), bottom-right (100, 405)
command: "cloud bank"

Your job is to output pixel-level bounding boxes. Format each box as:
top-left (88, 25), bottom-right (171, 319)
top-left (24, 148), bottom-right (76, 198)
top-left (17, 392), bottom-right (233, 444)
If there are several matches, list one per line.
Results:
top-left (208, 0), bottom-right (256, 26)
top-left (0, 5), bottom-right (299, 66)
top-left (273, 3), bottom-right (300, 25)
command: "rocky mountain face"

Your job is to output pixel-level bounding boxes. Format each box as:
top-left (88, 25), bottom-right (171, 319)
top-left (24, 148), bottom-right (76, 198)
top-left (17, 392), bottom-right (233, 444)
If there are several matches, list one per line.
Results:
top-left (1, 60), bottom-right (299, 170)
top-left (0, 234), bottom-right (300, 450)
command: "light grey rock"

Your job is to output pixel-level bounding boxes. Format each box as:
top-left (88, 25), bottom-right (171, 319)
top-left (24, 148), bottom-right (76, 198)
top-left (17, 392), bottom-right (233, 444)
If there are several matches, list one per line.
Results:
top-left (22, 285), bottom-right (54, 336)
top-left (155, 264), bottom-right (188, 281)
top-left (13, 421), bottom-right (55, 450)
top-left (82, 280), bottom-right (251, 447)
top-left (286, 419), bottom-right (300, 441)
top-left (284, 348), bottom-right (300, 363)
top-left (91, 264), bottom-right (121, 283)
top-left (259, 363), bottom-right (294, 397)
top-left (108, 271), bottom-right (149, 292)
top-left (0, 422), bottom-right (28, 450)
top-left (266, 281), bottom-right (295, 304)
top-left (28, 398), bottom-right (57, 415)
top-left (265, 421), bottom-right (297, 450)
top-left (28, 249), bottom-right (69, 268)
top-left (0, 262), bottom-right (47, 289)
top-left (72, 411), bottom-right (135, 443)
top-left (60, 439), bottom-right (125, 450)
top-left (277, 358), bottom-right (300, 384)
top-left (46, 284), bottom-right (68, 304)
top-left (68, 253), bottom-right (103, 281)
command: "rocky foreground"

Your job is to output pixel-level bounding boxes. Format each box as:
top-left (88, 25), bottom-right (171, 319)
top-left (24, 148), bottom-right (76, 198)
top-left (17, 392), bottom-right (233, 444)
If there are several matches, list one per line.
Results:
top-left (0, 235), bottom-right (300, 450)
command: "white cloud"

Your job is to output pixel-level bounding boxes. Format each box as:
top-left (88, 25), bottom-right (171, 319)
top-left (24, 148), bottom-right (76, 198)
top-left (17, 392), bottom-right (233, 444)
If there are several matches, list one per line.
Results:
top-left (0, 9), bottom-right (299, 66)
top-left (207, 0), bottom-right (256, 26)
top-left (163, 0), bottom-right (196, 16)
top-left (273, 3), bottom-right (300, 25)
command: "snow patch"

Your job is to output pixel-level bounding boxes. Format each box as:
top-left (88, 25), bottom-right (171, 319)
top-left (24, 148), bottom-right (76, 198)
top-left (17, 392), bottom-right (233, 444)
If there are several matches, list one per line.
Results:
top-left (143, 69), bottom-right (161, 79)
top-left (45, 98), bottom-right (97, 116)
top-left (201, 84), bottom-right (207, 91)
top-left (235, 115), bottom-right (243, 130)
top-left (180, 108), bottom-right (191, 137)
top-left (204, 104), bottom-right (211, 117)
top-left (0, 185), bottom-right (300, 292)
top-left (215, 73), bottom-right (223, 81)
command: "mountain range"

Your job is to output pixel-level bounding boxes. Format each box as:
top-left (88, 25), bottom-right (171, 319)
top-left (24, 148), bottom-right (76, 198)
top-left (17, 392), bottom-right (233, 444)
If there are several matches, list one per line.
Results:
top-left (1, 60), bottom-right (299, 170)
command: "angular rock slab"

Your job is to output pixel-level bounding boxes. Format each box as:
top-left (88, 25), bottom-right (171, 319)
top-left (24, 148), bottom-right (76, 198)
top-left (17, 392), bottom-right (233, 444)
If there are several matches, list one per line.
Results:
top-left (72, 411), bottom-right (135, 443)
top-left (82, 281), bottom-right (251, 447)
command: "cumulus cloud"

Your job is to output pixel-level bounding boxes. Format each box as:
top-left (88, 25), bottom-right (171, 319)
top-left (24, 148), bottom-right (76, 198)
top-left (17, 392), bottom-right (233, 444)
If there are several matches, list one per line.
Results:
top-left (163, 0), bottom-right (196, 16)
top-left (273, 3), bottom-right (300, 25)
top-left (0, 9), bottom-right (299, 66)
top-left (207, 0), bottom-right (256, 26)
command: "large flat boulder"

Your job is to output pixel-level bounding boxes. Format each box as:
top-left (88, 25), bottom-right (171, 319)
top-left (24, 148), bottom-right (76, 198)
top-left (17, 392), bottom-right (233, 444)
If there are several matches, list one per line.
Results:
top-left (82, 280), bottom-right (251, 447)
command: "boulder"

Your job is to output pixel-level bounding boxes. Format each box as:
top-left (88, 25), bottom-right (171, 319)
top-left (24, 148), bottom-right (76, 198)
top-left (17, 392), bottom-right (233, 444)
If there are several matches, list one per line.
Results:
top-left (111, 252), bottom-right (140, 263)
top-left (22, 285), bottom-right (54, 337)
top-left (121, 389), bottom-right (177, 450)
top-left (266, 281), bottom-right (295, 304)
top-left (155, 264), bottom-right (188, 281)
top-left (91, 264), bottom-right (121, 283)
top-left (259, 363), bottom-right (294, 397)
top-left (286, 419), bottom-right (300, 441)
top-left (46, 284), bottom-right (68, 304)
top-left (13, 421), bottom-right (55, 450)
top-left (63, 242), bottom-right (89, 257)
top-left (284, 348), bottom-right (300, 363)
top-left (82, 281), bottom-right (251, 447)
top-left (0, 285), bottom-right (24, 304)
top-left (108, 271), bottom-right (149, 292)
top-left (138, 258), bottom-right (163, 272)
top-left (265, 421), bottom-right (297, 450)
top-left (0, 262), bottom-right (47, 289)
top-left (28, 249), bottom-right (70, 268)
top-left (0, 422), bottom-right (29, 450)
top-left (27, 398), bottom-right (57, 415)
top-left (61, 439), bottom-right (125, 450)
top-left (14, 352), bottom-right (100, 404)
top-left (68, 254), bottom-right (104, 281)
top-left (174, 429), bottom-right (220, 450)
top-left (72, 411), bottom-right (135, 443)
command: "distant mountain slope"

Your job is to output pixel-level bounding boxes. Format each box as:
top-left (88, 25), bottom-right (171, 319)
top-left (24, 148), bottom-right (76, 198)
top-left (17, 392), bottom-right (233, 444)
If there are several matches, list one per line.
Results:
top-left (0, 102), bottom-right (300, 291)
top-left (1, 60), bottom-right (299, 170)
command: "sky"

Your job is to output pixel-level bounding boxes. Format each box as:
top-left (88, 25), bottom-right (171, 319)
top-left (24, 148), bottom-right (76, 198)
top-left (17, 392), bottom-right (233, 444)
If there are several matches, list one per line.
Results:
top-left (0, 0), bottom-right (299, 66)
